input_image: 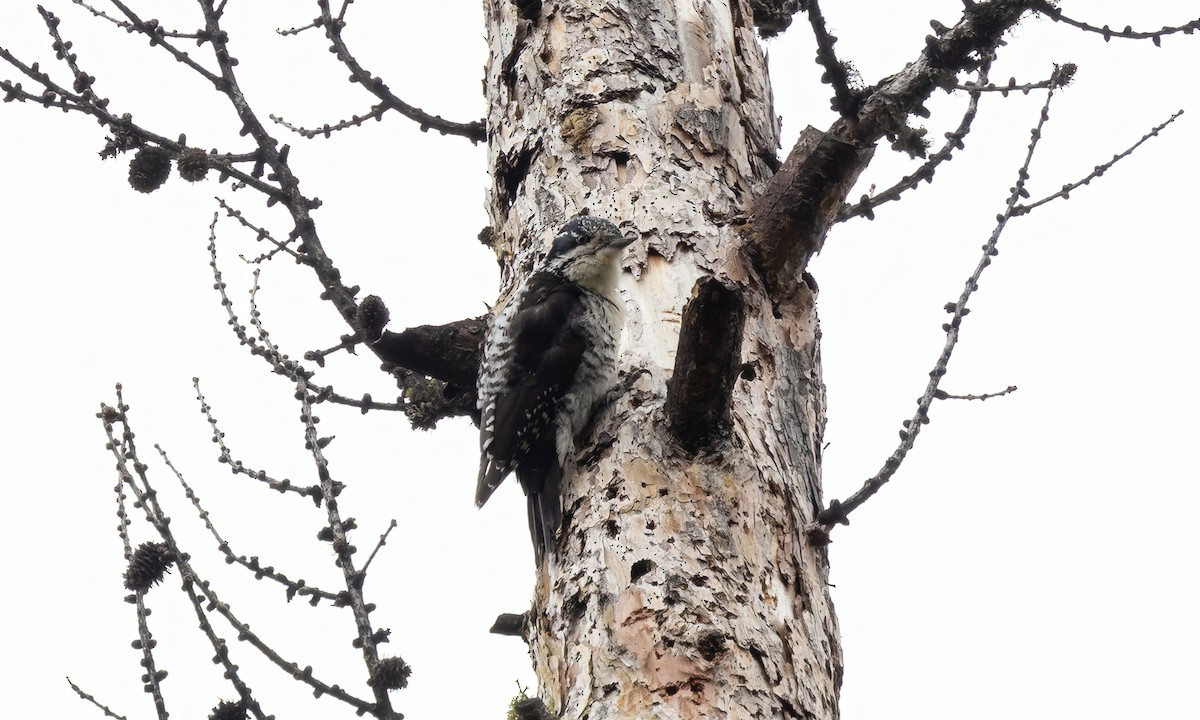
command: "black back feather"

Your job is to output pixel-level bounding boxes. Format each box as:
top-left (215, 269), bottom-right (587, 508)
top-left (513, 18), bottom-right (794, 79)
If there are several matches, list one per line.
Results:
top-left (479, 271), bottom-right (585, 562)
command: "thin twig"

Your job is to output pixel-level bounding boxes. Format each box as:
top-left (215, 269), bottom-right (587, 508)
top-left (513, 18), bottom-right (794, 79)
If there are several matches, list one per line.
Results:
top-left (205, 214), bottom-right (405, 413)
top-left (0, 46), bottom-right (285, 199)
top-left (299, 383), bottom-right (401, 719)
top-left (156, 444), bottom-right (342, 604)
top-left (71, 1), bottom-right (205, 38)
top-left (816, 78), bottom-right (1061, 533)
top-left (838, 59), bottom-right (992, 223)
top-left (361, 520), bottom-right (398, 575)
top-left (193, 377), bottom-right (326, 500)
top-left (1013, 110), bottom-right (1184, 216)
top-left (102, 393), bottom-right (170, 720)
top-left (271, 104), bottom-right (390, 140)
top-left (104, 0), bottom-right (223, 86)
top-left (105, 390), bottom-right (363, 719)
top-left (954, 78), bottom-right (1050, 94)
top-left (305, 334), bottom-right (363, 367)
top-left (1033, 2), bottom-right (1200, 46)
top-left (217, 198), bottom-right (304, 262)
top-left (278, 17), bottom-right (322, 36)
top-left (67, 677), bottom-right (130, 720)
top-left (935, 385), bottom-right (1018, 401)
top-left (315, 0), bottom-right (486, 142)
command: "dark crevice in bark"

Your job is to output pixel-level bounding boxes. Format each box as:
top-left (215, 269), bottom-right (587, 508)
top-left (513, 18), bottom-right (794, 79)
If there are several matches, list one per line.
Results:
top-left (665, 278), bottom-right (747, 454)
top-left (498, 144), bottom-right (538, 212)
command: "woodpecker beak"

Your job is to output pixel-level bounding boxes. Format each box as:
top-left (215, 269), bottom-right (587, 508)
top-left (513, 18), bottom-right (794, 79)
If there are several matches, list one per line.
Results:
top-left (611, 230), bottom-right (638, 249)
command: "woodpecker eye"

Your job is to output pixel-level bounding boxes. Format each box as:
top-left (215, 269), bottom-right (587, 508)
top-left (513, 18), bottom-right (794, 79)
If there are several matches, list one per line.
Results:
top-left (577, 233), bottom-right (591, 246)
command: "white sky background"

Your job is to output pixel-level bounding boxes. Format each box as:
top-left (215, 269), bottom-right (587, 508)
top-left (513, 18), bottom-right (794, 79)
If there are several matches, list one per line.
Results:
top-left (0, 1), bottom-right (1197, 718)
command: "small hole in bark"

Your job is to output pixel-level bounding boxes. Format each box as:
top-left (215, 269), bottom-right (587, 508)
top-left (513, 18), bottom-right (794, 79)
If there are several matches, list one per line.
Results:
top-left (646, 519), bottom-right (656, 530)
top-left (564, 592), bottom-right (587, 622)
top-left (664, 685), bottom-right (679, 697)
top-left (606, 519), bottom-right (619, 537)
top-left (691, 574), bottom-right (708, 586)
top-left (498, 147), bottom-right (535, 211)
top-left (658, 488), bottom-right (668, 497)
top-left (688, 680), bottom-right (705, 694)
top-left (663, 637), bottom-right (675, 648)
top-left (630, 559), bottom-right (655, 583)
top-left (740, 363), bottom-right (757, 381)
top-left (697, 630), bottom-right (726, 660)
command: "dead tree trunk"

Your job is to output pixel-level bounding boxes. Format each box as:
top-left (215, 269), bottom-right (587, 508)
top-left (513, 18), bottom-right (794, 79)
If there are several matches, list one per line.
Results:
top-left (485, 2), bottom-right (842, 716)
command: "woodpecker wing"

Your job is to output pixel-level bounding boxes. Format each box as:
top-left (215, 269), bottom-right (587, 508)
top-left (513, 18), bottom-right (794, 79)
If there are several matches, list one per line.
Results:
top-left (476, 271), bottom-right (586, 508)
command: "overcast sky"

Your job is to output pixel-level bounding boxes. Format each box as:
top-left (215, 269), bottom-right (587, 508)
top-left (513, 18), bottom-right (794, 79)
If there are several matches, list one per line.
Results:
top-left (1, 1), bottom-right (1197, 719)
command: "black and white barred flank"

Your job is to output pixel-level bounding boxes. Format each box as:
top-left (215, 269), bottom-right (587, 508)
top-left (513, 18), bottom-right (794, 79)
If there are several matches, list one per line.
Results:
top-left (476, 216), bottom-right (634, 563)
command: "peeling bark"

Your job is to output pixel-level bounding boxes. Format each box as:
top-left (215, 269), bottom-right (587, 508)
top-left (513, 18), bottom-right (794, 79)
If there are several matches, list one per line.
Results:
top-left (482, 1), bottom-right (838, 718)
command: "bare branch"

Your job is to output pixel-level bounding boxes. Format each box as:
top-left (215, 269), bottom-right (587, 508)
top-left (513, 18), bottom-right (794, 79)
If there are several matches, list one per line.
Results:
top-left (1014, 110), bottom-right (1184, 215)
top-left (4, 8), bottom-right (485, 391)
top-left (218, 198), bottom-right (304, 262)
top-left (71, 1), bottom-right (205, 39)
top-left (156, 443), bottom-right (342, 604)
top-left (299, 383), bottom-right (403, 719)
top-left (314, 0), bottom-right (486, 143)
top-left (360, 519), bottom-right (398, 575)
top-left (278, 16), bottom-right (323, 37)
top-left (194, 377), bottom-right (326, 501)
top-left (272, 104), bottom-right (391, 140)
top-left (490, 612), bottom-right (529, 639)
top-left (304, 334), bottom-right (362, 367)
top-left (802, 0), bottom-right (862, 116)
top-left (750, 0), bottom-right (1040, 297)
top-left (67, 678), bottom-right (129, 720)
top-left (837, 59), bottom-right (993, 223)
top-left (935, 385), bottom-right (1018, 401)
top-left (205, 214), bottom-right (409, 413)
top-left (1034, 2), bottom-right (1200, 46)
top-left (816, 78), bottom-right (1059, 533)
top-left (371, 317), bottom-right (487, 392)
top-left (104, 0), bottom-right (223, 85)
top-left (104, 388), bottom-right (366, 718)
top-left (99, 399), bottom-right (171, 720)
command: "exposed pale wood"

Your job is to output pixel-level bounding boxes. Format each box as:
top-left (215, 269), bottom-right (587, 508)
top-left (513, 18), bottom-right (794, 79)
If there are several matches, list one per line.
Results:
top-left (482, 1), bottom-right (839, 718)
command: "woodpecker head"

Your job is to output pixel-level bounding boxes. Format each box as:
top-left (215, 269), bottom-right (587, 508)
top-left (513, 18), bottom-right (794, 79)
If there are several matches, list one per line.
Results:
top-left (543, 216), bottom-right (636, 293)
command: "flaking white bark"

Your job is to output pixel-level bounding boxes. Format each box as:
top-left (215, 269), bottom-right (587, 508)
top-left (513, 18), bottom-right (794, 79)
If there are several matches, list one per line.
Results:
top-left (484, 1), bottom-right (839, 717)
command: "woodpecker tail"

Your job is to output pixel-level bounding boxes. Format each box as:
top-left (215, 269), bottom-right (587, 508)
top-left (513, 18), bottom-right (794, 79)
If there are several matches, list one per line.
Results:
top-left (475, 455), bottom-right (506, 508)
top-left (520, 461), bottom-right (563, 565)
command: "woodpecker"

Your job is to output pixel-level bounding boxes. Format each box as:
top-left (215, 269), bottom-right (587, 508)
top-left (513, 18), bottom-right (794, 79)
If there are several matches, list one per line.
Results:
top-left (476, 216), bottom-right (635, 563)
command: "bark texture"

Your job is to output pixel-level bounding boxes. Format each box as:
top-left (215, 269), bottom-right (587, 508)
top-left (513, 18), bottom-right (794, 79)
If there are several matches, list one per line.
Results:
top-left (484, 1), bottom-right (838, 717)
